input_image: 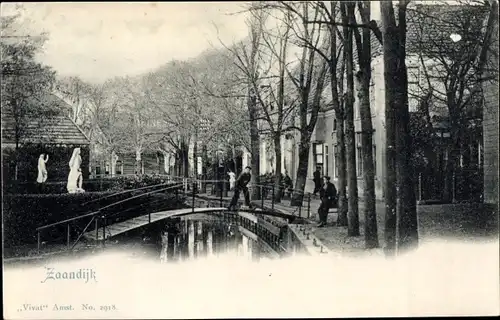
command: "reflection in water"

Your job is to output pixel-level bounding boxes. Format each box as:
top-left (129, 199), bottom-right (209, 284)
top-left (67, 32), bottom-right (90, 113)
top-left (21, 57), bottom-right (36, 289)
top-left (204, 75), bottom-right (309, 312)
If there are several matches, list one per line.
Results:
top-left (158, 218), bottom-right (276, 263)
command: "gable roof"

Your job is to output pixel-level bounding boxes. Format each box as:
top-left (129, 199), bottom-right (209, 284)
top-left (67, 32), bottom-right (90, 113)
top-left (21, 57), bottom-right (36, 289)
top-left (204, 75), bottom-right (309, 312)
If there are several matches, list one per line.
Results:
top-left (1, 93), bottom-right (90, 146)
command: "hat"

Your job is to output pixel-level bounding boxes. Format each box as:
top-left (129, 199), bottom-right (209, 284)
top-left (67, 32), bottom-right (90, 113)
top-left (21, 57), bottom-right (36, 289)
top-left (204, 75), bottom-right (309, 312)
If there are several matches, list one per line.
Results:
top-left (323, 176), bottom-right (331, 181)
top-left (245, 166), bottom-right (252, 170)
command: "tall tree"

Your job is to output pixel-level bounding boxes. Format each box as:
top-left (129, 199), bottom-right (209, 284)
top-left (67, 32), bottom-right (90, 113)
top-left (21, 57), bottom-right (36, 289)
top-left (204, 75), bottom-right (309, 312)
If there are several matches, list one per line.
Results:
top-left (216, 5), bottom-right (268, 200)
top-left (342, 2), bottom-right (360, 236)
top-left (381, 0), bottom-right (418, 255)
top-left (267, 2), bottom-right (329, 206)
top-left (409, 2), bottom-right (497, 202)
top-left (1, 10), bottom-right (56, 180)
top-left (353, 1), bottom-right (379, 247)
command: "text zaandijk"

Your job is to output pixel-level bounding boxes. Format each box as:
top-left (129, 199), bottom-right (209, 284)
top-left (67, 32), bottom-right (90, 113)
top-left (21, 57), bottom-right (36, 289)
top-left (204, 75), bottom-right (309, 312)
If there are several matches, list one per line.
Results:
top-left (41, 267), bottom-right (97, 283)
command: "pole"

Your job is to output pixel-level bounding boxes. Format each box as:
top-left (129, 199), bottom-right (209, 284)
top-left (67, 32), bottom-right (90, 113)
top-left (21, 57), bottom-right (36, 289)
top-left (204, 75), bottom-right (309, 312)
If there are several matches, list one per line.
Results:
top-left (192, 182), bottom-right (196, 213)
top-left (418, 172), bottom-right (422, 201)
top-left (272, 185), bottom-right (275, 211)
top-left (261, 186), bottom-right (264, 209)
top-left (219, 182), bottom-right (223, 207)
top-left (95, 217), bottom-right (99, 244)
top-left (37, 231), bottom-right (41, 254)
top-left (307, 193), bottom-right (311, 218)
top-left (102, 216), bottom-right (106, 247)
top-left (67, 223), bottom-right (70, 249)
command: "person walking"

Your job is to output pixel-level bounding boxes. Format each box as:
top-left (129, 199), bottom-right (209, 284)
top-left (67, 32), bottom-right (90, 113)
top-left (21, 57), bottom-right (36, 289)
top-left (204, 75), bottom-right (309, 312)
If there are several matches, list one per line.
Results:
top-left (313, 166), bottom-right (322, 196)
top-left (317, 176), bottom-right (337, 227)
top-left (227, 166), bottom-right (253, 210)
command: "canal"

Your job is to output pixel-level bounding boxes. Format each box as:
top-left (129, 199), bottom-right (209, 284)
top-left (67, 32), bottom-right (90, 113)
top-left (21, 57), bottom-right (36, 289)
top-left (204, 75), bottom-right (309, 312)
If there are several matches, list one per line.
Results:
top-left (105, 213), bottom-right (284, 263)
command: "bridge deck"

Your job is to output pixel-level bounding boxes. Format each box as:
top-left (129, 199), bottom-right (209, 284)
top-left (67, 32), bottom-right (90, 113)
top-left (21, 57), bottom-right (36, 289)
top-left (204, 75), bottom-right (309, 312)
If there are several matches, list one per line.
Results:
top-left (83, 207), bottom-right (228, 241)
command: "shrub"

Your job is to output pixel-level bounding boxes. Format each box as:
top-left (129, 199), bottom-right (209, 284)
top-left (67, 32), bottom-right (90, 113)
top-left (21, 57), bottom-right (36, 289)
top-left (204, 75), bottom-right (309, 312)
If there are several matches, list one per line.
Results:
top-left (4, 173), bottom-right (176, 194)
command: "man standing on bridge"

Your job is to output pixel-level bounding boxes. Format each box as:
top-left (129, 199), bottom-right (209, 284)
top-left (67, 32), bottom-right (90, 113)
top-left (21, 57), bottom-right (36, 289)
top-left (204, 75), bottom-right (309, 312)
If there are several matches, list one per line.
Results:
top-left (227, 166), bottom-right (253, 210)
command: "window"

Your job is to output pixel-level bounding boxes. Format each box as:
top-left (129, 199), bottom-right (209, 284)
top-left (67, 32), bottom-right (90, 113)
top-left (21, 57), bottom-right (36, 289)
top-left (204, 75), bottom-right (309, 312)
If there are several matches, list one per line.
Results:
top-left (333, 119), bottom-right (337, 131)
top-left (325, 145), bottom-right (329, 177)
top-left (116, 160), bottom-right (122, 175)
top-left (356, 131), bottom-right (376, 177)
top-left (313, 143), bottom-right (324, 175)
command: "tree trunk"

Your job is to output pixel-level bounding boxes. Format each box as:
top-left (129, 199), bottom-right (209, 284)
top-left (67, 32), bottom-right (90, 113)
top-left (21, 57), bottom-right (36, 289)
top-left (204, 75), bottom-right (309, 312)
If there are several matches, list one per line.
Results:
top-left (291, 132), bottom-right (312, 206)
top-left (381, 1), bottom-right (398, 257)
top-left (394, 2), bottom-right (418, 255)
top-left (328, 1), bottom-right (347, 226)
top-left (248, 89), bottom-right (261, 200)
top-left (201, 144), bottom-right (208, 193)
top-left (336, 113), bottom-right (348, 226)
top-left (273, 133), bottom-right (282, 203)
top-left (357, 71), bottom-right (379, 248)
top-left (356, 1), bottom-right (379, 249)
top-left (381, 1), bottom-right (419, 255)
top-left (442, 136), bottom-right (460, 203)
top-left (180, 140), bottom-right (189, 178)
top-left (345, 3), bottom-right (360, 237)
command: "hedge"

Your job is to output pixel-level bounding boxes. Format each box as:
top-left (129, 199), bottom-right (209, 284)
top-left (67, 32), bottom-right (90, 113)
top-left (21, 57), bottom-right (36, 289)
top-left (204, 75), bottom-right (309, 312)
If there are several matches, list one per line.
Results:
top-left (4, 173), bottom-right (176, 194)
top-left (4, 190), bottom-right (185, 247)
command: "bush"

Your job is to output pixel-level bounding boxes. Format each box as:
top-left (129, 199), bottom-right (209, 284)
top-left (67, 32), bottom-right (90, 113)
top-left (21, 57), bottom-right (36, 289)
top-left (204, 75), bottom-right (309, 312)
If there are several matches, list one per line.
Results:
top-left (3, 189), bottom-right (184, 247)
top-left (4, 173), bottom-right (176, 194)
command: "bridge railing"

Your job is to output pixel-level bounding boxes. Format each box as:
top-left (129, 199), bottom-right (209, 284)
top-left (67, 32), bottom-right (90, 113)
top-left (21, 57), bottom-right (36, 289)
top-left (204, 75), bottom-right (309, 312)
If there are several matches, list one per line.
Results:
top-left (34, 174), bottom-right (317, 254)
top-left (35, 182), bottom-right (184, 253)
top-left (176, 176), bottom-right (317, 219)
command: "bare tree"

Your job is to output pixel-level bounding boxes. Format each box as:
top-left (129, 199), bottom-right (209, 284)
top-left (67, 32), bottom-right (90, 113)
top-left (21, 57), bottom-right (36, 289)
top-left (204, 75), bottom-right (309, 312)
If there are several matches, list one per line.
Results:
top-left (263, 2), bottom-right (329, 206)
top-left (1, 11), bottom-right (56, 180)
top-left (341, 2), bottom-right (360, 236)
top-left (381, 0), bottom-right (418, 256)
top-left (408, 1), bottom-right (498, 202)
top-left (353, 1), bottom-right (379, 247)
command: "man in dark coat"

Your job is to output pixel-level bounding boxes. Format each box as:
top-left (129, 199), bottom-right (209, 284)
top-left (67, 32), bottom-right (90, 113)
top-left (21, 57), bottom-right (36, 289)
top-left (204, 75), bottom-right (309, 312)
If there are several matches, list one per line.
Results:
top-left (313, 167), bottom-right (322, 196)
top-left (227, 166), bottom-right (253, 210)
top-left (317, 176), bottom-right (337, 227)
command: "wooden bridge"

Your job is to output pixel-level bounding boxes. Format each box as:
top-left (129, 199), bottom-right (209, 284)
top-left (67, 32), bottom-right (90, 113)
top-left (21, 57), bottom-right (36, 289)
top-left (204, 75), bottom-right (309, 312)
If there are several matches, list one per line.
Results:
top-left (82, 207), bottom-right (285, 242)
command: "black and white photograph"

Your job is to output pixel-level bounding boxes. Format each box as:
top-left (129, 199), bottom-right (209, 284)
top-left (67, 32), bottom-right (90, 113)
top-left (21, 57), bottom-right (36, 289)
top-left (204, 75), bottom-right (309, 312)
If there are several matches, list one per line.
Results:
top-left (2, 1), bottom-right (499, 318)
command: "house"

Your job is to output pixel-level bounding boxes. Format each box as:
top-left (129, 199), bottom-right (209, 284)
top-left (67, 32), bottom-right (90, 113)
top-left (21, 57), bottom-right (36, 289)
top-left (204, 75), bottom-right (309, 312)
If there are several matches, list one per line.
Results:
top-left (1, 93), bottom-right (91, 183)
top-left (256, 3), bottom-right (490, 201)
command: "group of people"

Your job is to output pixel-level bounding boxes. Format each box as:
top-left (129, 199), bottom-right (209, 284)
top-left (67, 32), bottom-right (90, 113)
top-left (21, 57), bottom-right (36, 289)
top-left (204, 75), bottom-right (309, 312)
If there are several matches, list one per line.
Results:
top-left (225, 166), bottom-right (337, 227)
top-left (36, 147), bottom-right (85, 194)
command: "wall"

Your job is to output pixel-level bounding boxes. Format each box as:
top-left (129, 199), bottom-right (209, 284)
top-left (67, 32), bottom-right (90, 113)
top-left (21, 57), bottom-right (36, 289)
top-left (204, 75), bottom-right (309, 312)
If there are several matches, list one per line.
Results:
top-left (482, 10), bottom-right (499, 206)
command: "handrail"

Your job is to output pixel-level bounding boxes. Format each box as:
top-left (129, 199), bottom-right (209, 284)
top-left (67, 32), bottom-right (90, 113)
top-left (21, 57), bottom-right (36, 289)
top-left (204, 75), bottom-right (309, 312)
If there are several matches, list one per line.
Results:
top-left (81, 181), bottom-right (179, 206)
top-left (36, 183), bottom-right (183, 231)
top-left (99, 183), bottom-right (184, 218)
top-left (36, 210), bottom-right (101, 231)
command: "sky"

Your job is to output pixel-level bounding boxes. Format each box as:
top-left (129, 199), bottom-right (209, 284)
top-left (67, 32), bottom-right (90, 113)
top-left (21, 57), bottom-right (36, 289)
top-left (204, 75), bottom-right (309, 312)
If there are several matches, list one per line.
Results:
top-left (1, 2), bottom-right (251, 84)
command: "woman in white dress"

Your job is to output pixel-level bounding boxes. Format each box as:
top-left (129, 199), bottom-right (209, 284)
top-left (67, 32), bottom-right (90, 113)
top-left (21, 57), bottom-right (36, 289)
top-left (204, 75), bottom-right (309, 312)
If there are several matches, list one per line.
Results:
top-left (67, 147), bottom-right (83, 193)
top-left (36, 153), bottom-right (49, 183)
top-left (228, 169), bottom-right (236, 191)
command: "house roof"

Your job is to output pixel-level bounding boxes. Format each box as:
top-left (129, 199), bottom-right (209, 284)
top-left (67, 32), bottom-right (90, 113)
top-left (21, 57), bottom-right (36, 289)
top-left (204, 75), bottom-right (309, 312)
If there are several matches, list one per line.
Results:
top-left (1, 93), bottom-right (90, 146)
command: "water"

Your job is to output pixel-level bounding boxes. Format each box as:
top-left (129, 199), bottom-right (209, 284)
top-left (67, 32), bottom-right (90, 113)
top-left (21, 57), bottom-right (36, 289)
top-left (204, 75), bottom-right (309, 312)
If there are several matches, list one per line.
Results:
top-left (106, 215), bottom-right (281, 263)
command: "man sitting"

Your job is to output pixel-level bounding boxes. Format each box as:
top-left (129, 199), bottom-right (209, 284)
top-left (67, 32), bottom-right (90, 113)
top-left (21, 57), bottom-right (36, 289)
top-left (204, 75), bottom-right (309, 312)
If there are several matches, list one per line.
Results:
top-left (317, 176), bottom-right (337, 227)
